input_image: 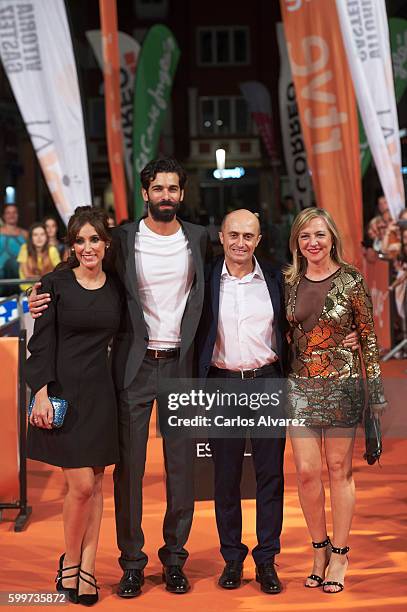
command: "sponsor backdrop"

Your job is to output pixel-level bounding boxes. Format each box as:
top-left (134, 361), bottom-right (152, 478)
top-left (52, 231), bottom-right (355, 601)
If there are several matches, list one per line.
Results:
top-left (132, 25), bottom-right (180, 219)
top-left (0, 0), bottom-right (92, 225)
top-left (360, 18), bottom-right (407, 177)
top-left (281, 0), bottom-right (363, 268)
top-left (99, 0), bottom-right (128, 223)
top-left (194, 439), bottom-right (256, 501)
top-left (336, 0), bottom-right (405, 221)
top-left (276, 22), bottom-right (313, 210)
top-left (86, 30), bottom-right (140, 191)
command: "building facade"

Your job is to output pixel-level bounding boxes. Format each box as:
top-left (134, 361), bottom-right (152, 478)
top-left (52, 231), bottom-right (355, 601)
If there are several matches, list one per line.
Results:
top-left (0, 0), bottom-right (405, 236)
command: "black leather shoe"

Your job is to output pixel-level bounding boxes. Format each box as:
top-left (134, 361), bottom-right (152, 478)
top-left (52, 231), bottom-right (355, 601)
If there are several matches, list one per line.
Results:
top-left (117, 569), bottom-right (144, 598)
top-left (256, 560), bottom-right (282, 594)
top-left (162, 565), bottom-right (190, 594)
top-left (218, 561), bottom-right (243, 589)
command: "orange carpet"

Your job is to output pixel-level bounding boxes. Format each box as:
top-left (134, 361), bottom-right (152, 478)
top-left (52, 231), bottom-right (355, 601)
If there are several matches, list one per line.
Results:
top-left (1, 360), bottom-right (406, 611)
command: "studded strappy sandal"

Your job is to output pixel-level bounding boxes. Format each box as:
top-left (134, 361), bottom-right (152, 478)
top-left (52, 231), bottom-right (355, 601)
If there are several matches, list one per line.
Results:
top-left (322, 544), bottom-right (350, 593)
top-left (305, 537), bottom-right (331, 588)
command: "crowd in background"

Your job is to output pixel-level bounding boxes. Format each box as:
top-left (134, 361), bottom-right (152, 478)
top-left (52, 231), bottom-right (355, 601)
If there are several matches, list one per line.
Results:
top-left (363, 193), bottom-right (407, 265)
top-left (0, 205), bottom-right (67, 296)
top-left (1, 198), bottom-right (406, 347)
top-left (363, 194), bottom-right (407, 349)
top-left (0, 205), bottom-right (124, 297)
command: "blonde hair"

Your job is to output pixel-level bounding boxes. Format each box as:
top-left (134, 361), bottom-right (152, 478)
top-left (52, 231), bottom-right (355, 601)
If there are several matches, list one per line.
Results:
top-left (284, 208), bottom-right (347, 284)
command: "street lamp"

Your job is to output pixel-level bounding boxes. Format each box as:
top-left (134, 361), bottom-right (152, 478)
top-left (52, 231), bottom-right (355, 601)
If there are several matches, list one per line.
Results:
top-left (215, 148), bottom-right (226, 180)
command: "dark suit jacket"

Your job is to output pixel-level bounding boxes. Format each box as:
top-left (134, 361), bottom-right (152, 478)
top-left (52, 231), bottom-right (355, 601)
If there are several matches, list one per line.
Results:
top-left (110, 218), bottom-right (210, 390)
top-left (198, 256), bottom-right (289, 379)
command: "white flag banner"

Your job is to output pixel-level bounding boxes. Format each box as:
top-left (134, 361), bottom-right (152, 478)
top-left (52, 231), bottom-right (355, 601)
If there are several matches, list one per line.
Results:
top-left (336, 0), bottom-right (405, 220)
top-left (239, 81), bottom-right (276, 159)
top-left (276, 23), bottom-right (312, 210)
top-left (86, 30), bottom-right (140, 189)
top-left (0, 0), bottom-right (91, 225)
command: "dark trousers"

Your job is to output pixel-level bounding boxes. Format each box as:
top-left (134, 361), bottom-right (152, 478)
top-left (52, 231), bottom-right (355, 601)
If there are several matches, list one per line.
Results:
top-left (113, 355), bottom-right (195, 570)
top-left (208, 365), bottom-right (286, 566)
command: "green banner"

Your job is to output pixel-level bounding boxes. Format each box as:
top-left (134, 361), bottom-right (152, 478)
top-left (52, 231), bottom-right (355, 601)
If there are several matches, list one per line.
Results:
top-left (360, 18), bottom-right (407, 176)
top-left (132, 25), bottom-right (180, 218)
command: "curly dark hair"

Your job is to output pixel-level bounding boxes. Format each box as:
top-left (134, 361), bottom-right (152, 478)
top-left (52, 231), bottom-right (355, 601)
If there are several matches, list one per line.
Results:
top-left (140, 157), bottom-right (187, 191)
top-left (58, 206), bottom-right (112, 270)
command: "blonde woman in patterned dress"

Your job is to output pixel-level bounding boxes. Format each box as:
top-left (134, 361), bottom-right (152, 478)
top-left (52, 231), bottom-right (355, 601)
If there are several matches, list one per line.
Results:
top-left (284, 208), bottom-right (387, 593)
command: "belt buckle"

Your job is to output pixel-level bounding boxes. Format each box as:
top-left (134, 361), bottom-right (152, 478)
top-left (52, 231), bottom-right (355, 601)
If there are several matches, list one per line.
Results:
top-left (154, 349), bottom-right (161, 359)
top-left (241, 369), bottom-right (255, 379)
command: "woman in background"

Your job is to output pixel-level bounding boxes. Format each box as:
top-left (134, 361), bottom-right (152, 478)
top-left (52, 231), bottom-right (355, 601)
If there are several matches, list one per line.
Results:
top-left (0, 204), bottom-right (27, 296)
top-left (285, 208), bottom-right (387, 594)
top-left (43, 215), bottom-right (66, 259)
top-left (106, 212), bottom-right (116, 228)
top-left (17, 223), bottom-right (60, 291)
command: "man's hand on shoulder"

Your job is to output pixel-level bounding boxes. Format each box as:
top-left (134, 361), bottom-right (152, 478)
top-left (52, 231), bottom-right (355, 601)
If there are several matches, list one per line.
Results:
top-left (28, 282), bottom-right (51, 319)
top-left (342, 327), bottom-right (359, 350)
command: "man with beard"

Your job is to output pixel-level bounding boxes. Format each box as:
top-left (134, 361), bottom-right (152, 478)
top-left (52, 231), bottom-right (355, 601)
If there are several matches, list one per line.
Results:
top-left (28, 158), bottom-right (210, 597)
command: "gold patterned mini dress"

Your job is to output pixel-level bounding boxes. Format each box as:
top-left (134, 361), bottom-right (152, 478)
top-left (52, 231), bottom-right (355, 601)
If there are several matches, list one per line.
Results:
top-left (285, 265), bottom-right (386, 428)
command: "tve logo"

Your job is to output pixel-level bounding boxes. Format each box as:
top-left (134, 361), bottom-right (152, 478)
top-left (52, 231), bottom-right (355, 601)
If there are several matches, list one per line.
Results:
top-left (0, 299), bottom-right (18, 326)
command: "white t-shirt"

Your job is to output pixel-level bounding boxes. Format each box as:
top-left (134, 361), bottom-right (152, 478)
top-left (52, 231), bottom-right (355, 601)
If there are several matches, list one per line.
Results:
top-left (135, 220), bottom-right (195, 349)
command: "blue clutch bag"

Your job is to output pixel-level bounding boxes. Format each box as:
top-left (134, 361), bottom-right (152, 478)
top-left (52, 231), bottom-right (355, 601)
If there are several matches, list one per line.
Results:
top-left (28, 395), bottom-right (68, 428)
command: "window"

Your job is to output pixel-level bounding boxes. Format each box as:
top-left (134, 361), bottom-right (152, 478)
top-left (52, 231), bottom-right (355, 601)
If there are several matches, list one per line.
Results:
top-left (200, 183), bottom-right (259, 219)
top-left (197, 27), bottom-right (250, 66)
top-left (199, 97), bottom-right (252, 135)
top-left (235, 98), bottom-right (250, 133)
top-left (134, 0), bottom-right (168, 19)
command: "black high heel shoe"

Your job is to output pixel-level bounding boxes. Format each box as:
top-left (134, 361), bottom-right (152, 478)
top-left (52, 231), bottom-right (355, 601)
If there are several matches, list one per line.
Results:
top-left (305, 537), bottom-right (331, 588)
top-left (323, 544), bottom-right (350, 593)
top-left (77, 568), bottom-right (100, 606)
top-left (55, 553), bottom-right (80, 603)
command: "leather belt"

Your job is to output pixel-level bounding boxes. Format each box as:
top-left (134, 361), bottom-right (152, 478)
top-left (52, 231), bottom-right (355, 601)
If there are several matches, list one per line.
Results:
top-left (146, 348), bottom-right (180, 359)
top-left (209, 362), bottom-right (278, 379)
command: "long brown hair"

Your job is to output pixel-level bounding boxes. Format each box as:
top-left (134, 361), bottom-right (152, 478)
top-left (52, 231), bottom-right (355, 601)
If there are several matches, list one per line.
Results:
top-left (57, 206), bottom-right (112, 270)
top-left (26, 223), bottom-right (53, 275)
top-left (284, 208), bottom-right (347, 284)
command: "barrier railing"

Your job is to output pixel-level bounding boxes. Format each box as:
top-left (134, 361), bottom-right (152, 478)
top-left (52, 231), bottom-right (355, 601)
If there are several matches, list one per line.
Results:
top-left (0, 278), bottom-right (39, 334)
top-left (0, 279), bottom-right (36, 530)
top-left (0, 330), bottom-right (32, 531)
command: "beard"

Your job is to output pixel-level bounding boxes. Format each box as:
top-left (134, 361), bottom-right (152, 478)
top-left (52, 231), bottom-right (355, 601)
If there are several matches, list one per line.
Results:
top-left (147, 199), bottom-right (180, 222)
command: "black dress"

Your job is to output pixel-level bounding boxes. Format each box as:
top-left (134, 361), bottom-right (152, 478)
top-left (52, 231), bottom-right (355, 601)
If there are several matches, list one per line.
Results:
top-left (26, 268), bottom-right (121, 468)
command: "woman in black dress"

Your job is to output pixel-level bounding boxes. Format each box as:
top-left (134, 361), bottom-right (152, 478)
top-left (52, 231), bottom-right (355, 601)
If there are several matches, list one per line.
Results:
top-left (27, 207), bottom-right (121, 606)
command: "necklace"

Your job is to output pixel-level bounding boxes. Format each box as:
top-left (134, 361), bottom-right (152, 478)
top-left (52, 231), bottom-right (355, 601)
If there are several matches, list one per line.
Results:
top-left (73, 270), bottom-right (106, 290)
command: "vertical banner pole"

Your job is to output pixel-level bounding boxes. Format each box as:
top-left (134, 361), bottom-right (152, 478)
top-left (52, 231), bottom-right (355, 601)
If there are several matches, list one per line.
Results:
top-left (99, 0), bottom-right (128, 222)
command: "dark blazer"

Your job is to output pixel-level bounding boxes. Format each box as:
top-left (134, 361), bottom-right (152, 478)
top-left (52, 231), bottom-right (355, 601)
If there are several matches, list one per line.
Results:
top-left (110, 218), bottom-right (210, 390)
top-left (198, 256), bottom-right (289, 379)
